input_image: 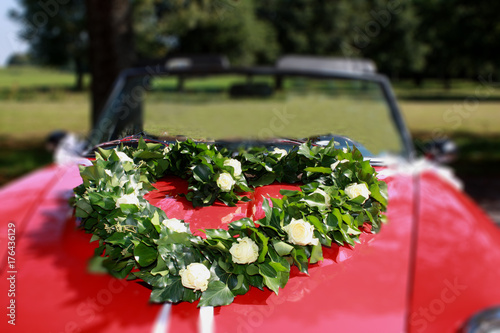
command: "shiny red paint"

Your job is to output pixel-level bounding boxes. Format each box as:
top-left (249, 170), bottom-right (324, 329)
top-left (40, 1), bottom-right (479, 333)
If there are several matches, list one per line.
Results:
top-left (0, 165), bottom-right (161, 333)
top-left (0, 162), bottom-right (497, 332)
top-left (409, 171), bottom-right (500, 333)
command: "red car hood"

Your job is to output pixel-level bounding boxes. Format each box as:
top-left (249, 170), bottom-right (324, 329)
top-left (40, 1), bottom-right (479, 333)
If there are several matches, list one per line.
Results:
top-left (0, 163), bottom-right (415, 333)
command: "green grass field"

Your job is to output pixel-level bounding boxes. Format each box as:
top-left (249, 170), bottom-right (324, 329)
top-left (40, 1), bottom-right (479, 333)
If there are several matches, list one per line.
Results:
top-left (0, 66), bottom-right (499, 184)
top-left (0, 66), bottom-right (89, 89)
top-left (2, 97), bottom-right (499, 140)
top-left (1, 67), bottom-right (499, 139)
top-left (0, 95), bottom-right (90, 139)
top-left (400, 101), bottom-right (500, 135)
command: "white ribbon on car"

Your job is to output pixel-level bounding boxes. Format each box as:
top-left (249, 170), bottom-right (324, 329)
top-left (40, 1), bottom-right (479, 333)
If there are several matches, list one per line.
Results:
top-left (54, 133), bottom-right (91, 166)
top-left (151, 302), bottom-right (172, 333)
top-left (376, 156), bottom-right (463, 190)
top-left (151, 303), bottom-right (214, 333)
top-left (198, 306), bottom-right (215, 333)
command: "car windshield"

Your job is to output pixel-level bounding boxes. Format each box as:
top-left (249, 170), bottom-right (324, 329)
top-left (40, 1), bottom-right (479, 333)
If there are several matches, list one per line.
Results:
top-left (89, 67), bottom-right (411, 159)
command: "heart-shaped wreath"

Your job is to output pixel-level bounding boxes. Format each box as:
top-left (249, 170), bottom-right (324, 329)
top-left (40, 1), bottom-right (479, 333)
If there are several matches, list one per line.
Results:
top-left (73, 138), bottom-right (387, 307)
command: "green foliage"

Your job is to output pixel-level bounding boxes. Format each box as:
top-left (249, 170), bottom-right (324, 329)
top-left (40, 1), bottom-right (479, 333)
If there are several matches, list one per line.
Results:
top-left (10, 0), bottom-right (88, 89)
top-left (0, 139), bottom-right (52, 186)
top-left (74, 138), bottom-right (387, 307)
top-left (413, 0), bottom-right (500, 80)
top-left (12, 0), bottom-right (500, 83)
top-left (133, 0), bottom-right (279, 64)
top-left (360, 0), bottom-right (429, 77)
top-left (6, 53), bottom-right (33, 67)
top-left (258, 1), bottom-right (362, 56)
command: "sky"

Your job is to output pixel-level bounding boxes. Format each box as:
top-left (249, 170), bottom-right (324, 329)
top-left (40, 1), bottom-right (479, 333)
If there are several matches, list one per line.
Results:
top-left (0, 0), bottom-right (28, 66)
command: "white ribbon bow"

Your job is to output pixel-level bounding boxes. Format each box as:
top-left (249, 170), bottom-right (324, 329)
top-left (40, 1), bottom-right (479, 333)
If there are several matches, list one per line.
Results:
top-left (151, 304), bottom-right (214, 333)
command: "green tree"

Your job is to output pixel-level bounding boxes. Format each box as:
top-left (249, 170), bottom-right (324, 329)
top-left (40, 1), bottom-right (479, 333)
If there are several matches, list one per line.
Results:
top-left (360, 0), bottom-right (429, 80)
top-left (6, 53), bottom-right (32, 66)
top-left (10, 0), bottom-right (87, 90)
top-left (257, 0), bottom-right (367, 57)
top-left (415, 0), bottom-right (500, 87)
top-left (257, 1), bottom-right (428, 79)
top-left (135, 0), bottom-right (279, 65)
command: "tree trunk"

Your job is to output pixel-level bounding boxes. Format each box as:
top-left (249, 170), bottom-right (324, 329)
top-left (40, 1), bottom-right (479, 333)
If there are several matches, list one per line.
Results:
top-left (74, 56), bottom-right (84, 91)
top-left (85, 0), bottom-right (136, 126)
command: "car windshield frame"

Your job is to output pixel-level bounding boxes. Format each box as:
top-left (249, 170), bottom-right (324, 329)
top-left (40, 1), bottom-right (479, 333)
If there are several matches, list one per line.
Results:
top-left (88, 65), bottom-right (415, 161)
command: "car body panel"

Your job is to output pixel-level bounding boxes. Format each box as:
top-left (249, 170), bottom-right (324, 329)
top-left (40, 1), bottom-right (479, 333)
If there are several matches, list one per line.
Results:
top-left (409, 171), bottom-right (500, 333)
top-left (0, 165), bottom-right (68, 262)
top-left (0, 164), bottom-right (162, 333)
top-left (1, 163), bottom-right (416, 332)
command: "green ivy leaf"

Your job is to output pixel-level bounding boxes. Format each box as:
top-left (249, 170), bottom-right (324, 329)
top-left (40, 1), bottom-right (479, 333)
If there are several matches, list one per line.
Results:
top-left (134, 151), bottom-right (164, 159)
top-left (369, 182), bottom-right (388, 206)
top-left (205, 229), bottom-right (233, 240)
top-left (246, 264), bottom-right (259, 275)
top-left (150, 276), bottom-right (184, 303)
top-left (298, 144), bottom-right (312, 158)
top-left (307, 215), bottom-right (326, 234)
top-left (193, 164), bottom-right (213, 183)
top-left (279, 189), bottom-right (301, 197)
top-left (247, 274), bottom-right (264, 289)
top-left (302, 194), bottom-right (327, 210)
top-left (263, 275), bottom-right (281, 294)
top-left (309, 243), bottom-right (323, 264)
top-left (304, 166), bottom-right (332, 174)
top-left (151, 256), bottom-right (169, 276)
top-left (75, 199), bottom-right (92, 218)
top-left (291, 248), bottom-right (308, 274)
top-left (105, 232), bottom-right (129, 246)
top-left (229, 218), bottom-right (255, 230)
top-left (134, 242), bottom-right (157, 267)
top-left (87, 256), bottom-right (107, 273)
top-left (97, 147), bottom-right (113, 160)
top-left (254, 231), bottom-right (269, 263)
top-left (250, 173), bottom-right (276, 187)
top-left (271, 240), bottom-right (294, 256)
top-left (258, 261), bottom-right (277, 278)
top-left (231, 274), bottom-right (250, 295)
top-left (199, 281), bottom-right (234, 307)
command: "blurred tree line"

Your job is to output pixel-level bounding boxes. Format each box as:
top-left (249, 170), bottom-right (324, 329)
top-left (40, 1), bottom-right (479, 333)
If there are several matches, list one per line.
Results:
top-left (9, 0), bottom-right (500, 119)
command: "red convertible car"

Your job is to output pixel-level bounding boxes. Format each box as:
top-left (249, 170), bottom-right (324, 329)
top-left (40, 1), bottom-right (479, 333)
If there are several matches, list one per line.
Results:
top-left (1, 56), bottom-right (499, 333)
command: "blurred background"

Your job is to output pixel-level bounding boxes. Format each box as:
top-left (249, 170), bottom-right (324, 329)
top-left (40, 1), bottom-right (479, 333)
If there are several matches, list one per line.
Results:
top-left (0, 0), bottom-right (498, 221)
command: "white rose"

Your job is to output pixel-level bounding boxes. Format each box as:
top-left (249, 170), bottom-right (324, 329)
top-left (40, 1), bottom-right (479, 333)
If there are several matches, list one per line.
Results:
top-left (273, 148), bottom-right (288, 160)
top-left (115, 151), bottom-right (133, 163)
top-left (344, 183), bottom-right (371, 203)
top-left (179, 263), bottom-right (211, 292)
top-left (162, 218), bottom-right (189, 233)
top-left (312, 188), bottom-right (330, 207)
top-left (217, 172), bottom-right (236, 192)
top-left (116, 193), bottom-right (140, 207)
top-left (282, 219), bottom-right (319, 246)
top-left (223, 158), bottom-right (242, 177)
top-left (229, 237), bottom-right (259, 264)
